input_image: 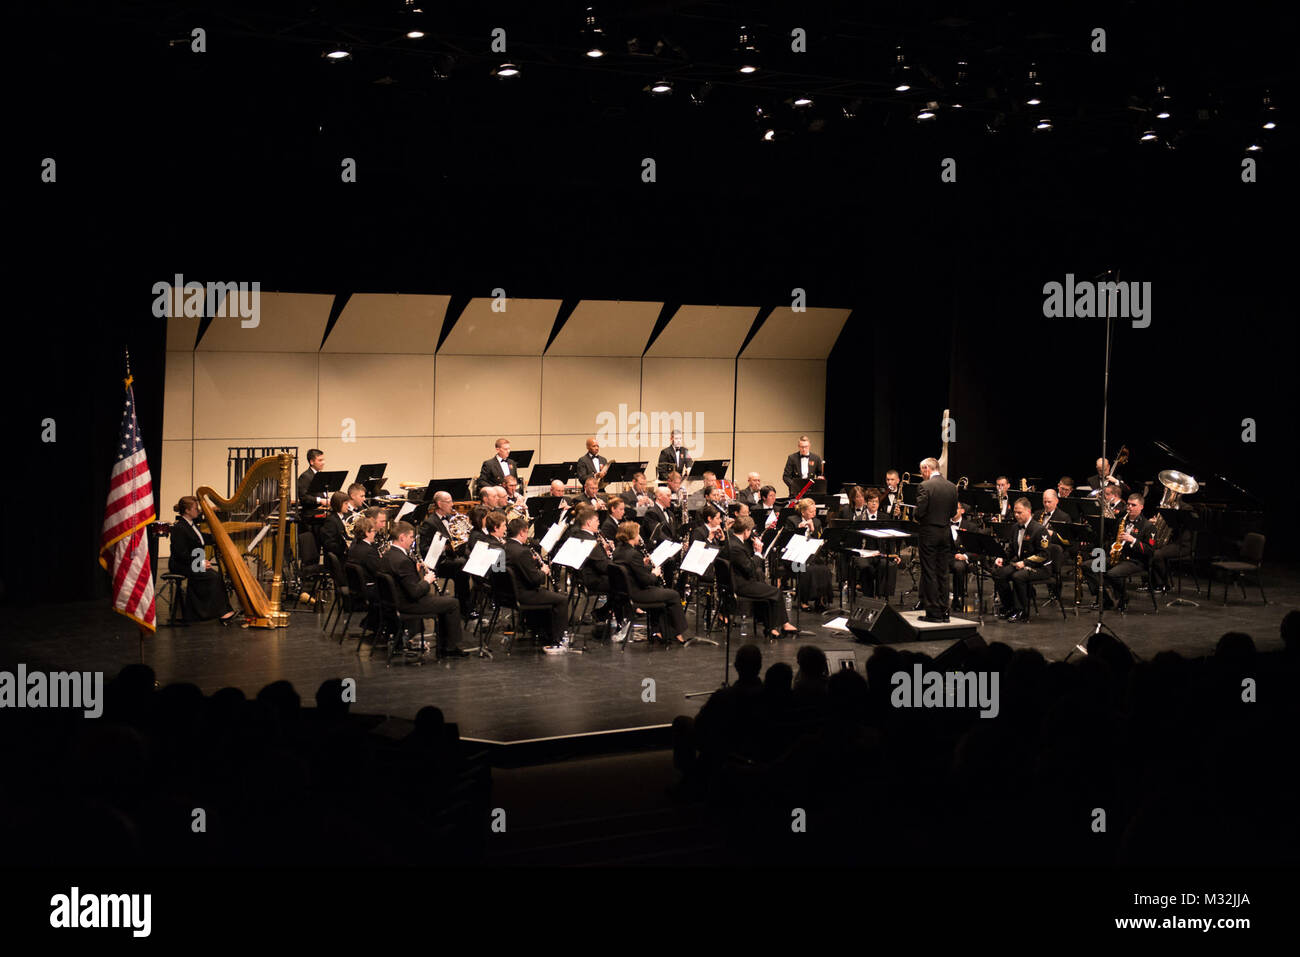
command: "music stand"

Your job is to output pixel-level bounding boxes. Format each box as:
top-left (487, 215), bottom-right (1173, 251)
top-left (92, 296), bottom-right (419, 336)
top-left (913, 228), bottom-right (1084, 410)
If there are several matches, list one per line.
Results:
top-left (1158, 507), bottom-right (1201, 607)
top-left (956, 530), bottom-right (1005, 626)
top-left (822, 526), bottom-right (855, 611)
top-left (428, 478), bottom-right (473, 502)
top-left (355, 463), bottom-right (387, 487)
top-left (691, 459), bottom-right (731, 481)
top-left (306, 470), bottom-right (348, 502)
top-left (528, 463), bottom-right (575, 488)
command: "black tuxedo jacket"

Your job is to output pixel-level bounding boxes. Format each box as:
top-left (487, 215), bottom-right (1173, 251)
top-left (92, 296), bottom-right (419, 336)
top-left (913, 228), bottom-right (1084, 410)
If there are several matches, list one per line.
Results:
top-left (782, 452), bottom-right (823, 494)
top-left (568, 529), bottom-right (609, 584)
top-left (613, 542), bottom-right (660, 592)
top-left (346, 539), bottom-right (383, 584)
top-left (599, 514), bottom-right (622, 541)
top-left (915, 474), bottom-right (959, 526)
top-left (949, 517), bottom-right (979, 551)
top-left (383, 546), bottom-right (432, 605)
top-left (1004, 520), bottom-right (1051, 564)
top-left (641, 503), bottom-right (677, 544)
top-left (736, 488), bottom-right (762, 508)
top-left (505, 538), bottom-right (548, 591)
top-left (168, 517), bottom-right (208, 576)
top-left (477, 456), bottom-right (518, 494)
top-left (319, 512), bottom-right (349, 565)
top-left (297, 467), bottom-right (326, 520)
top-left (656, 446), bottom-right (691, 480)
top-left (720, 535), bottom-right (765, 584)
top-left (574, 452), bottom-right (608, 485)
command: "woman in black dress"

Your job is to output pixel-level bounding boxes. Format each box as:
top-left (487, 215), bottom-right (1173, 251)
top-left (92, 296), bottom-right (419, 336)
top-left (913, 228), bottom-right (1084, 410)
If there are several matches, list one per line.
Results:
top-left (612, 521), bottom-right (687, 644)
top-left (786, 498), bottom-right (832, 612)
top-left (168, 496), bottom-right (236, 623)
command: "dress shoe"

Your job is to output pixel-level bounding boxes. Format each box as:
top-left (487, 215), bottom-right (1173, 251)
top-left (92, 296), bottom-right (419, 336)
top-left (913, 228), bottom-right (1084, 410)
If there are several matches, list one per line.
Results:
top-left (1005, 610), bottom-right (1027, 622)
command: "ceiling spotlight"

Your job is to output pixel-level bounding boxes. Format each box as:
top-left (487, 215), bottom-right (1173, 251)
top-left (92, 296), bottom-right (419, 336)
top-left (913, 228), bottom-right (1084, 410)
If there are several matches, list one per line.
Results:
top-left (916, 104), bottom-right (937, 121)
top-left (1140, 130), bottom-right (1159, 142)
top-left (1246, 143), bottom-right (1263, 152)
top-left (950, 59), bottom-right (968, 108)
top-left (405, 30), bottom-right (425, 39)
top-left (582, 6), bottom-right (606, 57)
top-left (647, 78), bottom-right (672, 95)
top-left (1035, 117), bottom-right (1053, 131)
top-left (793, 96), bottom-right (813, 108)
top-left (762, 128), bottom-right (776, 142)
top-left (1261, 91), bottom-right (1278, 129)
top-left (1153, 83), bottom-right (1172, 119)
top-left (1025, 63), bottom-right (1043, 106)
top-left (322, 46), bottom-right (351, 61)
top-left (892, 46), bottom-right (912, 92)
top-left (494, 62), bottom-right (520, 78)
top-left (736, 25), bottom-right (760, 74)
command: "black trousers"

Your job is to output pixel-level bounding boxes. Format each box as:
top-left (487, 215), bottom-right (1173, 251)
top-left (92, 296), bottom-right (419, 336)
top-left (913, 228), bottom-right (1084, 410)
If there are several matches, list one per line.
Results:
top-left (1087, 561), bottom-right (1145, 604)
top-left (950, 559), bottom-right (969, 602)
top-left (437, 557), bottom-right (472, 616)
top-left (518, 588), bottom-right (570, 643)
top-left (631, 586), bottom-right (687, 637)
top-left (992, 563), bottom-right (1051, 611)
top-left (400, 593), bottom-right (463, 650)
top-left (737, 581), bottom-right (788, 631)
top-left (1149, 544), bottom-right (1186, 589)
top-left (794, 561), bottom-right (832, 605)
top-left (917, 524), bottom-right (952, 616)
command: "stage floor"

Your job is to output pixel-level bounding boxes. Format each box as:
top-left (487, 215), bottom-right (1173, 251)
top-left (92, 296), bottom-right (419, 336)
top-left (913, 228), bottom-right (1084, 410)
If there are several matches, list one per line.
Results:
top-left (4, 567), bottom-right (1292, 744)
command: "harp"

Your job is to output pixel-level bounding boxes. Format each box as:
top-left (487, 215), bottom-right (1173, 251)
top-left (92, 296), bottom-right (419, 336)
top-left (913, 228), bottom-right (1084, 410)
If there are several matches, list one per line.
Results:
top-left (196, 453), bottom-right (293, 628)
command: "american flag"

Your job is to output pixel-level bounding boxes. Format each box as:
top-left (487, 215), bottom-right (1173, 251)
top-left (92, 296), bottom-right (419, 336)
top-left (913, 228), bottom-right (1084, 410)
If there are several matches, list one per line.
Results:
top-left (98, 373), bottom-right (157, 632)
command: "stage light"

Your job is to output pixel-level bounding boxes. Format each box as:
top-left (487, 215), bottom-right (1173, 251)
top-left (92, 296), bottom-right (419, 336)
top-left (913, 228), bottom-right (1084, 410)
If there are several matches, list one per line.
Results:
top-left (1261, 90), bottom-right (1277, 129)
top-left (950, 59), bottom-right (968, 109)
top-left (1246, 142), bottom-right (1262, 151)
top-left (1140, 130), bottom-right (1159, 142)
top-left (323, 46), bottom-right (351, 61)
top-left (494, 62), bottom-right (520, 78)
top-left (1035, 117), bottom-right (1053, 131)
top-left (405, 30), bottom-right (424, 39)
top-left (1153, 83), bottom-right (1173, 120)
top-left (582, 6), bottom-right (607, 58)
top-left (793, 96), bottom-right (813, 108)
top-left (647, 77), bottom-right (672, 95)
top-left (892, 46), bottom-right (912, 92)
top-left (917, 104), bottom-right (937, 121)
top-left (1025, 63), bottom-right (1043, 106)
top-left (735, 25), bottom-right (760, 74)
top-left (762, 128), bottom-right (775, 141)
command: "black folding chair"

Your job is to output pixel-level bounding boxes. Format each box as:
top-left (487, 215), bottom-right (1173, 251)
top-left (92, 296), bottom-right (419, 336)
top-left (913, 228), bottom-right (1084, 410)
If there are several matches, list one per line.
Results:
top-left (342, 562), bottom-right (375, 649)
top-left (606, 564), bottom-right (670, 650)
top-left (1210, 532), bottom-right (1267, 605)
top-left (375, 571), bottom-right (426, 666)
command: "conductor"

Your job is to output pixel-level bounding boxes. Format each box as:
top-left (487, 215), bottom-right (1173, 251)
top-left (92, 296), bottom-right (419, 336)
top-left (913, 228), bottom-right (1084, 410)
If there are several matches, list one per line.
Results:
top-left (914, 457), bottom-right (958, 622)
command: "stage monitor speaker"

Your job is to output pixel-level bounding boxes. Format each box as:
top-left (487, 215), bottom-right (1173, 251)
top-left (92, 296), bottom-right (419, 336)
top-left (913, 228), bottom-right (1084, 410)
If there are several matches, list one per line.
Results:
top-left (846, 599), bottom-right (917, 644)
top-left (934, 634), bottom-right (988, 670)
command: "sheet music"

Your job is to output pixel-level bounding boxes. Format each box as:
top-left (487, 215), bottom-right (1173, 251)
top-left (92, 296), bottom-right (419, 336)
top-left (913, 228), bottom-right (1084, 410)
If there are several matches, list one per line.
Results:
top-left (858, 527), bottom-right (911, 539)
top-left (463, 541), bottom-right (498, 578)
top-left (245, 524), bottom-right (271, 554)
top-left (823, 616), bottom-right (850, 631)
top-left (680, 540), bottom-right (720, 576)
top-left (781, 535), bottom-right (825, 563)
top-left (848, 547), bottom-right (882, 558)
top-left (649, 539), bottom-right (682, 567)
top-left (539, 522), bottom-right (566, 554)
top-left (553, 537), bottom-right (597, 569)
top-left (395, 501), bottom-right (416, 522)
top-left (424, 532), bottom-right (446, 570)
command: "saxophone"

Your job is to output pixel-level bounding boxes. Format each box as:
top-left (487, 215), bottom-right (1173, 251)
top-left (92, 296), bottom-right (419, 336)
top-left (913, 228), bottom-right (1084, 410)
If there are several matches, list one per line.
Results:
top-left (1109, 516), bottom-right (1128, 564)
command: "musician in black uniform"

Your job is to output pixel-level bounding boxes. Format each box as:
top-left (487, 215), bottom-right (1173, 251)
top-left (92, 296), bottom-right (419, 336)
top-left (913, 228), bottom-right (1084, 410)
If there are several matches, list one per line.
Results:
top-left (612, 521), bottom-right (688, 644)
top-left (720, 517), bottom-right (799, 639)
top-left (574, 437), bottom-right (611, 487)
top-left (318, 491), bottom-right (350, 571)
top-left (990, 498), bottom-right (1052, 622)
top-left (346, 515), bottom-right (383, 632)
top-left (601, 495), bottom-right (627, 540)
top-left (656, 430), bottom-right (692, 481)
top-left (836, 486), bottom-right (892, 599)
top-left (477, 438), bottom-right (518, 496)
top-left (168, 496), bottom-right (236, 623)
top-left (992, 475), bottom-right (1013, 522)
top-left (504, 517), bottom-right (570, 648)
top-left (641, 487), bottom-right (678, 547)
top-left (569, 507), bottom-right (614, 625)
top-left (948, 501), bottom-right (980, 612)
top-left (915, 458), bottom-right (959, 622)
top-left (781, 435), bottom-right (824, 496)
top-left (1149, 500), bottom-right (1194, 592)
top-left (1088, 493), bottom-right (1156, 610)
top-left (1086, 457), bottom-right (1128, 497)
top-left (737, 472), bottom-right (764, 508)
top-left (620, 472), bottom-right (653, 510)
top-left (883, 470), bottom-right (904, 518)
top-left (785, 498), bottom-right (832, 612)
top-left (419, 491), bottom-right (473, 619)
top-left (687, 507), bottom-right (728, 615)
top-left (296, 448), bottom-right (329, 524)
top-left (383, 521), bottom-right (468, 657)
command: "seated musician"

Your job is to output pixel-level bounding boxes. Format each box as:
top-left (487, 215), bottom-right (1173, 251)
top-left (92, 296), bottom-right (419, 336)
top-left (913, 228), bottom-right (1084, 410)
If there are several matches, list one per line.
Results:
top-left (785, 497), bottom-right (832, 612)
top-left (569, 506), bottom-right (614, 625)
top-left (345, 482), bottom-right (366, 516)
top-left (756, 485), bottom-right (780, 528)
top-left (601, 494), bottom-right (627, 540)
top-left (1086, 457), bottom-right (1127, 498)
top-left (700, 471), bottom-right (719, 497)
top-left (1100, 482), bottom-right (1124, 518)
top-left (1036, 489), bottom-right (1067, 536)
top-left (620, 471), bottom-right (653, 510)
top-left (949, 501), bottom-right (979, 612)
top-left (503, 474), bottom-right (527, 516)
top-left (318, 491), bottom-right (350, 569)
top-left (346, 515), bottom-right (383, 632)
top-left (548, 480), bottom-right (572, 519)
top-left (419, 491), bottom-right (472, 619)
top-left (838, 486), bottom-right (894, 598)
top-left (641, 486), bottom-right (678, 546)
top-left (465, 505), bottom-right (490, 548)
top-left (703, 485), bottom-right (729, 519)
top-left (737, 472), bottom-right (764, 508)
top-left (363, 506), bottom-right (391, 555)
top-left (720, 516), bottom-right (799, 639)
top-left (1150, 501), bottom-right (1193, 592)
top-left (382, 521), bottom-right (469, 657)
top-left (612, 520), bottom-right (688, 644)
top-left (991, 497), bottom-right (1052, 621)
top-left (687, 508), bottom-right (727, 616)
top-left (1087, 493), bottom-right (1156, 610)
top-left (1057, 476), bottom-right (1075, 499)
top-left (575, 437), bottom-right (610, 487)
top-left (664, 470), bottom-right (684, 507)
top-left (572, 475), bottom-right (605, 510)
top-left (168, 496), bottom-right (236, 623)
top-left (883, 470), bottom-right (903, 518)
top-left (504, 516), bottom-right (571, 650)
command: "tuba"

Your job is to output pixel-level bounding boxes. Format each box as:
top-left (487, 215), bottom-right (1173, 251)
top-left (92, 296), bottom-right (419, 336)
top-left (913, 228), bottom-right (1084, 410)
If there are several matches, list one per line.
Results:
top-left (1151, 469), bottom-right (1198, 548)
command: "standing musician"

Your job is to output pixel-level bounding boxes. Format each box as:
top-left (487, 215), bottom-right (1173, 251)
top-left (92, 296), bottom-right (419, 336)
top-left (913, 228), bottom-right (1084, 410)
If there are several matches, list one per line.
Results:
top-left (477, 438), bottom-right (517, 496)
top-left (657, 430), bottom-right (692, 481)
top-left (318, 491), bottom-right (350, 569)
top-left (782, 435), bottom-right (824, 496)
top-left (949, 501), bottom-right (979, 613)
top-left (721, 516), bottom-right (800, 639)
top-left (383, 521), bottom-right (469, 657)
top-left (504, 517), bottom-right (571, 650)
top-left (1088, 492), bottom-right (1156, 610)
top-left (296, 448), bottom-right (330, 524)
top-left (601, 495), bottom-right (627, 540)
top-left (990, 497), bottom-right (1051, 622)
top-left (613, 521), bottom-right (688, 644)
top-left (992, 476), bottom-right (1013, 522)
top-left (915, 458), bottom-right (959, 622)
top-left (620, 471), bottom-right (653, 510)
top-left (786, 498), bottom-right (832, 612)
top-left (575, 437), bottom-right (612, 487)
top-left (168, 496), bottom-right (237, 623)
top-left (737, 472), bottom-right (764, 507)
top-left (346, 515), bottom-right (383, 633)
